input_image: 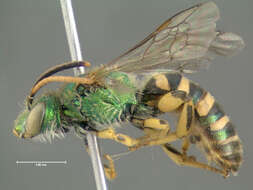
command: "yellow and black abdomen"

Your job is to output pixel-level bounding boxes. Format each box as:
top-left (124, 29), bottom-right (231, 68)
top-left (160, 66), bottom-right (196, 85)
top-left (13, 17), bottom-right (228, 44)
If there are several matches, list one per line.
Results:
top-left (142, 72), bottom-right (243, 174)
top-left (191, 84), bottom-right (243, 174)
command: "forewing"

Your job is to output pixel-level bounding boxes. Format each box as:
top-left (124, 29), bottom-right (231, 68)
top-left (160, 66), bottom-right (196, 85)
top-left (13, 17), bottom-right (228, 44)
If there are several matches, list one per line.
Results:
top-left (97, 1), bottom-right (220, 78)
top-left (93, 2), bottom-right (244, 87)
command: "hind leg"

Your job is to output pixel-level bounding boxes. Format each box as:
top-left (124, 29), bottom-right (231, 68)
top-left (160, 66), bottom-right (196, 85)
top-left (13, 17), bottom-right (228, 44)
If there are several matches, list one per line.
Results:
top-left (162, 144), bottom-right (228, 177)
top-left (130, 96), bottom-right (194, 150)
top-left (130, 73), bottom-right (195, 149)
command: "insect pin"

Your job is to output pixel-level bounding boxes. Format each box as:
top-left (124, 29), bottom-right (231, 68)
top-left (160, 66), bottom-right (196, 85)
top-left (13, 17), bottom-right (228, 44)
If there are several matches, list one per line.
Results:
top-left (13, 2), bottom-right (244, 179)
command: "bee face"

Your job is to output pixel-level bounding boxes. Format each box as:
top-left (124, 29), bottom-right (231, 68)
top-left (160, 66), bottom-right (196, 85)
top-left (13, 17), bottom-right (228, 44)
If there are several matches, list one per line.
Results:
top-left (13, 103), bottom-right (45, 139)
top-left (13, 95), bottom-right (63, 140)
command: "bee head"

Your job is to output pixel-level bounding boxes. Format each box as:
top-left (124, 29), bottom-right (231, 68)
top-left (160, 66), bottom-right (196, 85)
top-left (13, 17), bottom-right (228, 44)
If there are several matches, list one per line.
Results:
top-left (13, 95), bottom-right (61, 139)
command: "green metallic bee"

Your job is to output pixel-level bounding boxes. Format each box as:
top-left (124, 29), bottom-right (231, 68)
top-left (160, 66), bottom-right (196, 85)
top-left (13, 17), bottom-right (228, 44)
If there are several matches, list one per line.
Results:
top-left (13, 2), bottom-right (244, 179)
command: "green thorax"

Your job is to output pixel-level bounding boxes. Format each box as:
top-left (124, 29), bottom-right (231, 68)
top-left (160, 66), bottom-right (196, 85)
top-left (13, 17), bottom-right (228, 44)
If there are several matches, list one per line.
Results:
top-left (62, 72), bottom-right (137, 127)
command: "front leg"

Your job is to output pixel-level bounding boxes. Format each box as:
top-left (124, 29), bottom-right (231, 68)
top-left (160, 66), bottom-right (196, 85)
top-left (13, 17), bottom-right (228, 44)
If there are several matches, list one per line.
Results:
top-left (103, 154), bottom-right (117, 180)
top-left (82, 140), bottom-right (117, 180)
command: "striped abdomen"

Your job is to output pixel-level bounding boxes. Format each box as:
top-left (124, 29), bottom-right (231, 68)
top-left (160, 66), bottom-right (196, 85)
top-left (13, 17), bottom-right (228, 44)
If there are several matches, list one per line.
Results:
top-left (190, 82), bottom-right (243, 174)
top-left (143, 72), bottom-right (243, 174)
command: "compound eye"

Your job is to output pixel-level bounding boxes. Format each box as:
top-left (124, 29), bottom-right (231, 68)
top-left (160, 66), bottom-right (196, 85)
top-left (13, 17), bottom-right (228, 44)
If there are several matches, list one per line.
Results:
top-left (23, 103), bottom-right (45, 138)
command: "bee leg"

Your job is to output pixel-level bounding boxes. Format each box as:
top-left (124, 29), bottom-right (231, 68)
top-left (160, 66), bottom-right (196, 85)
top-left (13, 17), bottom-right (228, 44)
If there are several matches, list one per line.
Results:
top-left (130, 118), bottom-right (172, 150)
top-left (96, 127), bottom-right (175, 149)
top-left (175, 99), bottom-right (195, 139)
top-left (96, 128), bottom-right (139, 147)
top-left (103, 154), bottom-right (117, 180)
top-left (83, 140), bottom-right (117, 180)
top-left (131, 99), bottom-right (194, 150)
top-left (144, 118), bottom-right (170, 133)
top-left (157, 90), bottom-right (194, 139)
top-left (181, 138), bottom-right (191, 156)
top-left (147, 90), bottom-right (194, 141)
top-left (151, 90), bottom-right (187, 112)
top-left (162, 144), bottom-right (228, 177)
top-left (133, 118), bottom-right (171, 137)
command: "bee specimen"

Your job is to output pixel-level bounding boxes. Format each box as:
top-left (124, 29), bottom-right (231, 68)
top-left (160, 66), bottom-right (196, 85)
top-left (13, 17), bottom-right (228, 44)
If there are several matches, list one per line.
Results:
top-left (13, 2), bottom-right (244, 179)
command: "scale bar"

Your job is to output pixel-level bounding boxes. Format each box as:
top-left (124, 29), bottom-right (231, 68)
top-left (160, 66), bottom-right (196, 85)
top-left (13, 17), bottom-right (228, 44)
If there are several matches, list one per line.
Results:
top-left (16, 160), bottom-right (67, 164)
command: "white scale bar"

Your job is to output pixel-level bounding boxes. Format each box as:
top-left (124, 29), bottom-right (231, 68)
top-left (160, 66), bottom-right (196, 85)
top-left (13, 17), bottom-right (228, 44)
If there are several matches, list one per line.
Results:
top-left (16, 160), bottom-right (67, 164)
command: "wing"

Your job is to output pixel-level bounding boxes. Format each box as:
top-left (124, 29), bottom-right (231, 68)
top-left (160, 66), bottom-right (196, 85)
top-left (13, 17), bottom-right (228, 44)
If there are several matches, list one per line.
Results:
top-left (92, 1), bottom-right (244, 81)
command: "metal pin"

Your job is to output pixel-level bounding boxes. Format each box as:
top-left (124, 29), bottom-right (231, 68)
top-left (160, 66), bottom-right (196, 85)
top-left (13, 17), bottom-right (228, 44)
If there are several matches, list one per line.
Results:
top-left (60, 0), bottom-right (108, 189)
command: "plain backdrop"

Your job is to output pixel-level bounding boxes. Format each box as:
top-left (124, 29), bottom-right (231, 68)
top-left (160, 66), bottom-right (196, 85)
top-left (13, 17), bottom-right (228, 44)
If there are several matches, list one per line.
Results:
top-left (0, 0), bottom-right (252, 190)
